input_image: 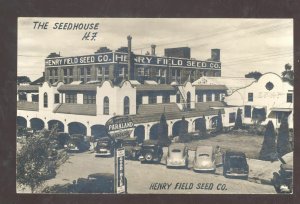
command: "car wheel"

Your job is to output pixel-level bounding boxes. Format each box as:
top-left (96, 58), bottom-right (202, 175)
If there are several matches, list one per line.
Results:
top-left (145, 153), bottom-right (153, 162)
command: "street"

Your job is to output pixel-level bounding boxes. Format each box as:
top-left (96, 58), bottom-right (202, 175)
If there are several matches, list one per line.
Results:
top-left (41, 149), bottom-right (276, 194)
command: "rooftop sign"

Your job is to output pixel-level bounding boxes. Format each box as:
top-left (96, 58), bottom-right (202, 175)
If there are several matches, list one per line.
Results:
top-left (45, 52), bottom-right (221, 69)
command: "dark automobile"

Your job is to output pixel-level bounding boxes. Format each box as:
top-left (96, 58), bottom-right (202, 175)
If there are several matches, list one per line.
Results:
top-left (94, 137), bottom-right (114, 156)
top-left (66, 134), bottom-right (90, 153)
top-left (223, 151), bottom-right (249, 179)
top-left (272, 163), bottom-right (293, 193)
top-left (123, 138), bottom-right (141, 160)
top-left (42, 173), bottom-right (127, 193)
top-left (139, 140), bottom-right (163, 163)
top-left (55, 132), bottom-right (70, 149)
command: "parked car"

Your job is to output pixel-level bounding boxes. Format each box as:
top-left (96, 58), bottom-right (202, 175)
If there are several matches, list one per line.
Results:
top-left (55, 132), bottom-right (70, 149)
top-left (65, 134), bottom-right (90, 153)
top-left (223, 151), bottom-right (249, 179)
top-left (271, 154), bottom-right (293, 194)
top-left (139, 140), bottom-right (163, 163)
top-left (43, 173), bottom-right (127, 193)
top-left (94, 137), bottom-right (115, 156)
top-left (166, 143), bottom-right (188, 168)
top-left (123, 138), bottom-right (141, 160)
top-left (193, 145), bottom-right (216, 172)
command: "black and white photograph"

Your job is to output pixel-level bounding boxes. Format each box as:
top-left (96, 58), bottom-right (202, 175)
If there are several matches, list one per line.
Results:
top-left (16, 17), bottom-right (294, 194)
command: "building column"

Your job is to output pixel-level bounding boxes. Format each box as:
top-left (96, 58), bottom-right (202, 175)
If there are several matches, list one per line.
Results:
top-left (86, 124), bottom-right (91, 136)
top-left (168, 121), bottom-right (173, 136)
top-left (188, 119), bottom-right (193, 132)
top-left (145, 124), bottom-right (151, 140)
top-left (27, 118), bottom-right (31, 128)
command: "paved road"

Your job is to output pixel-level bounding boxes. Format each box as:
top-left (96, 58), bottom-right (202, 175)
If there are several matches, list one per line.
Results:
top-left (42, 150), bottom-right (276, 194)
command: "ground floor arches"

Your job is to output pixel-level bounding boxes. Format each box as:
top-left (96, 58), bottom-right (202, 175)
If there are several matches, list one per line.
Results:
top-left (17, 116), bottom-right (27, 128)
top-left (149, 124), bottom-right (160, 140)
top-left (134, 125), bottom-right (145, 143)
top-left (30, 118), bottom-right (45, 131)
top-left (48, 120), bottom-right (65, 132)
top-left (68, 122), bottom-right (87, 135)
top-left (172, 119), bottom-right (188, 136)
top-left (91, 125), bottom-right (107, 138)
top-left (193, 117), bottom-right (205, 131)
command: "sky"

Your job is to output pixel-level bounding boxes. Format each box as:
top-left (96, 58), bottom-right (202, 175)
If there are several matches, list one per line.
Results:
top-left (18, 18), bottom-right (293, 81)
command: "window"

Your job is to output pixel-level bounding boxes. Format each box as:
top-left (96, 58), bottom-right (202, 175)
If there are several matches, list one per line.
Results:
top-left (156, 69), bottom-right (161, 77)
top-left (162, 93), bottom-right (170, 103)
top-left (118, 67), bottom-right (124, 76)
top-left (83, 93), bottom-right (96, 104)
top-left (43, 93), bottom-right (48, 108)
top-left (124, 96), bottom-right (130, 115)
top-left (50, 69), bottom-right (53, 76)
top-left (149, 93), bottom-right (157, 104)
top-left (69, 68), bottom-right (73, 76)
top-left (206, 92), bottom-right (212, 102)
top-left (244, 105), bottom-right (252, 118)
top-left (215, 93), bottom-right (220, 101)
top-left (248, 93), bottom-right (253, 102)
top-left (86, 67), bottom-right (91, 76)
top-left (197, 93), bottom-right (203, 102)
top-left (176, 93), bottom-right (181, 103)
top-left (136, 94), bottom-right (142, 105)
top-left (104, 67), bottom-right (109, 80)
top-left (49, 79), bottom-right (53, 84)
top-left (161, 69), bottom-right (166, 77)
top-left (32, 94), bottom-right (38, 102)
top-left (80, 68), bottom-right (84, 76)
top-left (97, 67), bottom-right (103, 76)
top-left (287, 93), bottom-right (293, 103)
top-left (229, 112), bottom-right (236, 123)
top-left (63, 69), bottom-right (68, 76)
top-left (54, 69), bottom-right (58, 76)
top-left (54, 93), bottom-right (60, 104)
top-left (66, 93), bottom-right (77, 103)
top-left (138, 67), bottom-right (144, 76)
top-left (103, 97), bottom-right (109, 115)
top-left (172, 69), bottom-right (176, 77)
top-left (144, 68), bottom-right (150, 76)
top-left (69, 78), bottom-right (73, 83)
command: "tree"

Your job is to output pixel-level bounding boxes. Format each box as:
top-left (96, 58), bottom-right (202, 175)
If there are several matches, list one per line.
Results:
top-left (216, 110), bottom-right (223, 133)
top-left (17, 125), bottom-right (68, 192)
top-left (234, 108), bottom-right (243, 129)
top-left (245, 71), bottom-right (262, 80)
top-left (17, 76), bottom-right (31, 85)
top-left (179, 116), bottom-right (188, 138)
top-left (282, 63), bottom-right (294, 85)
top-left (157, 113), bottom-right (171, 146)
top-left (277, 116), bottom-right (292, 157)
top-left (259, 121), bottom-right (278, 161)
top-left (199, 115), bottom-right (207, 138)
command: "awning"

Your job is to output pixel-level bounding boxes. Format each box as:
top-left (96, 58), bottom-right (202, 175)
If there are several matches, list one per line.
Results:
top-left (270, 108), bottom-right (292, 112)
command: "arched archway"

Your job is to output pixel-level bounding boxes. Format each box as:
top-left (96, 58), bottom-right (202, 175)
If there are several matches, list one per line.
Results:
top-left (17, 116), bottom-right (27, 128)
top-left (186, 91), bottom-right (191, 109)
top-left (68, 122), bottom-right (87, 135)
top-left (210, 116), bottom-right (218, 129)
top-left (172, 120), bottom-right (188, 136)
top-left (134, 125), bottom-right (145, 143)
top-left (91, 125), bottom-right (107, 139)
top-left (30, 118), bottom-right (45, 131)
top-left (48, 120), bottom-right (65, 132)
top-left (149, 124), bottom-right (160, 140)
top-left (193, 118), bottom-right (205, 131)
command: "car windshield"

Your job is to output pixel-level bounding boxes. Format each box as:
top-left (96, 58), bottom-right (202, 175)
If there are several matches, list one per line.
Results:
top-left (123, 141), bottom-right (135, 146)
top-left (171, 149), bottom-right (181, 153)
top-left (98, 141), bottom-right (110, 146)
top-left (198, 154), bottom-right (209, 157)
top-left (229, 156), bottom-right (247, 167)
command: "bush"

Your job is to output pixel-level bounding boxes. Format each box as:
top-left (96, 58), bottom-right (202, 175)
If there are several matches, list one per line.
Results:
top-left (259, 121), bottom-right (278, 161)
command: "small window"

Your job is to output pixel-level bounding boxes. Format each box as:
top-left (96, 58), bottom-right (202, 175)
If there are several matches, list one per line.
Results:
top-left (162, 93), bottom-right (170, 103)
top-left (149, 93), bottom-right (157, 104)
top-left (229, 112), bottom-right (236, 123)
top-left (84, 93), bottom-right (96, 104)
top-left (103, 97), bottom-right (109, 115)
top-left (69, 68), bottom-right (73, 76)
top-left (206, 92), bottom-right (212, 102)
top-left (43, 93), bottom-right (48, 108)
top-left (124, 96), bottom-right (130, 115)
top-left (80, 68), bottom-right (84, 75)
top-left (54, 69), bottom-right (58, 76)
top-left (97, 67), bottom-right (103, 76)
top-left (176, 94), bottom-right (181, 103)
top-left (63, 69), bottom-right (68, 76)
top-left (138, 67), bottom-right (144, 76)
top-left (86, 67), bottom-right (91, 76)
top-left (54, 93), bottom-right (60, 104)
top-left (136, 94), bottom-right (142, 105)
top-left (215, 93), bottom-right (220, 101)
top-left (248, 93), bottom-right (253, 102)
top-left (287, 93), bottom-right (293, 103)
top-left (66, 93), bottom-right (77, 103)
top-left (244, 105), bottom-right (251, 118)
top-left (197, 93), bottom-right (203, 102)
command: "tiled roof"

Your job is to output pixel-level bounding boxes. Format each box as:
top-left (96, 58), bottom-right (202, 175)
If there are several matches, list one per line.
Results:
top-left (17, 85), bottom-right (40, 92)
top-left (195, 85), bottom-right (228, 91)
top-left (195, 101), bottom-right (227, 111)
top-left (135, 84), bottom-right (176, 91)
top-left (57, 84), bottom-right (98, 92)
top-left (54, 103), bottom-right (96, 115)
top-left (17, 101), bottom-right (39, 111)
top-left (137, 103), bottom-right (180, 115)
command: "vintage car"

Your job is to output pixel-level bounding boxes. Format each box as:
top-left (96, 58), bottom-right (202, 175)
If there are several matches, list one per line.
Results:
top-left (223, 151), bottom-right (249, 179)
top-left (271, 153), bottom-right (293, 194)
top-left (193, 145), bottom-right (216, 172)
top-left (94, 137), bottom-right (115, 156)
top-left (55, 132), bottom-right (70, 149)
top-left (139, 140), bottom-right (163, 163)
top-left (65, 134), bottom-right (90, 153)
top-left (166, 143), bottom-right (188, 168)
top-left (123, 138), bottom-right (141, 160)
top-left (43, 173), bottom-right (127, 193)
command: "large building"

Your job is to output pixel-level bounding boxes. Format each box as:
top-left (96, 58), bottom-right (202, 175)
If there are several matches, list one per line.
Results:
top-left (44, 36), bottom-right (222, 85)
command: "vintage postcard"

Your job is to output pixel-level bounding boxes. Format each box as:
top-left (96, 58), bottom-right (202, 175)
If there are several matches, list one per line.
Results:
top-left (16, 18), bottom-right (293, 194)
